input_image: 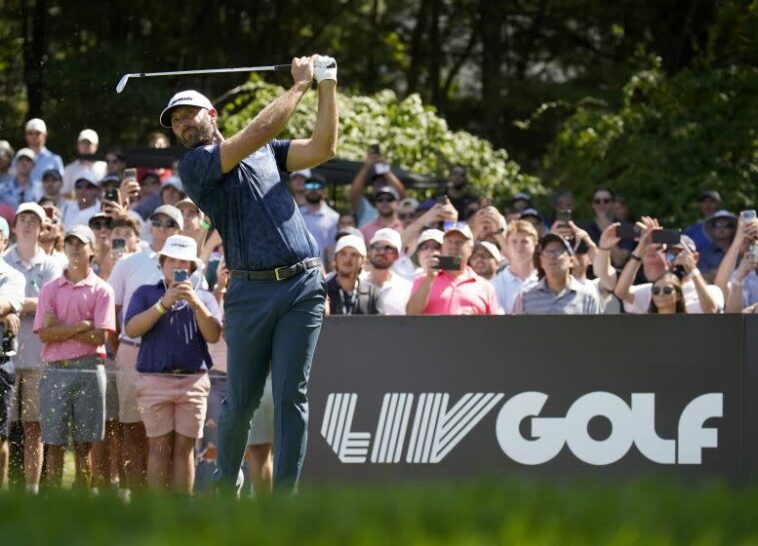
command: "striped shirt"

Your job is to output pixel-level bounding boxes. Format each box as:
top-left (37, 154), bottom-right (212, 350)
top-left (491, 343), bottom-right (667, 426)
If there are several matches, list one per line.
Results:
top-left (512, 277), bottom-right (601, 315)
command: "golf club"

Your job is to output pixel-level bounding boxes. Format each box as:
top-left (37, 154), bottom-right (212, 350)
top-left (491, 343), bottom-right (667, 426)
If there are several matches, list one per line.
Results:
top-left (116, 64), bottom-right (293, 93)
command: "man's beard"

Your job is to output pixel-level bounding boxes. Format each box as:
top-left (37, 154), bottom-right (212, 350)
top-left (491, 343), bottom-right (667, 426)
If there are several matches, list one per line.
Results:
top-left (305, 193), bottom-right (322, 205)
top-left (369, 258), bottom-right (391, 270)
top-left (378, 208), bottom-right (395, 219)
top-left (177, 122), bottom-right (214, 148)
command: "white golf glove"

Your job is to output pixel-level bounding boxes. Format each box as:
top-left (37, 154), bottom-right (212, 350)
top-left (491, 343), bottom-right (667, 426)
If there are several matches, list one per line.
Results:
top-left (314, 55), bottom-right (337, 85)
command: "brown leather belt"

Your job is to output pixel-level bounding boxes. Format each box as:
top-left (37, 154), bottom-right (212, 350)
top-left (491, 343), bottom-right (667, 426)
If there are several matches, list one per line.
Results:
top-left (230, 258), bottom-right (320, 282)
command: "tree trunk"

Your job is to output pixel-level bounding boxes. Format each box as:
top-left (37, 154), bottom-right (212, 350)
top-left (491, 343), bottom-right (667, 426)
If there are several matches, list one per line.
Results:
top-left (22, 0), bottom-right (47, 118)
top-left (478, 0), bottom-right (503, 140)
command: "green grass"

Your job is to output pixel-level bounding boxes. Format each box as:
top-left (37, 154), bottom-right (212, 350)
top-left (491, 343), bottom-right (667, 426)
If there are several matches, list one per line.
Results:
top-left (2, 479), bottom-right (758, 545)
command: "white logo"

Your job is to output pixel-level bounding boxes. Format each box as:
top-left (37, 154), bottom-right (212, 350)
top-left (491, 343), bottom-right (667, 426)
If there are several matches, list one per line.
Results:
top-left (320, 392), bottom-right (723, 465)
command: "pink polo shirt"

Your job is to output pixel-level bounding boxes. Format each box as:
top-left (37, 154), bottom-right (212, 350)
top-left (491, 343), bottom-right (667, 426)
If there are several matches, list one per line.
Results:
top-left (411, 267), bottom-right (500, 315)
top-left (33, 269), bottom-right (117, 362)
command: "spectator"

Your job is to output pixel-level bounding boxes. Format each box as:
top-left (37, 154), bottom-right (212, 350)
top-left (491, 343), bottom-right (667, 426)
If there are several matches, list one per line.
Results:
top-left (89, 213), bottom-right (115, 280)
top-left (0, 141), bottom-right (14, 187)
top-left (612, 194), bottom-right (631, 223)
top-left (0, 217), bottom-right (25, 490)
top-left (132, 172), bottom-right (163, 220)
top-left (406, 224), bottom-right (499, 315)
top-left (176, 198), bottom-right (207, 254)
top-left (104, 148), bottom-right (127, 179)
top-left (519, 208), bottom-right (546, 238)
top-left (397, 197), bottom-right (420, 229)
top-left (699, 210), bottom-right (738, 281)
top-left (491, 220), bottom-right (539, 314)
top-left (108, 204), bottom-right (187, 499)
top-left (683, 190), bottom-right (722, 251)
top-left (512, 234), bottom-right (601, 315)
top-left (469, 241), bottom-right (503, 281)
top-left (299, 175), bottom-right (339, 262)
top-left (547, 190), bottom-right (575, 225)
top-left (19, 119), bottom-right (64, 181)
top-left (648, 272), bottom-right (687, 314)
top-left (362, 228), bottom-right (412, 315)
top-left (38, 204), bottom-right (67, 266)
top-left (40, 169), bottom-right (73, 221)
top-left (614, 219), bottom-right (723, 314)
top-left (714, 215), bottom-right (758, 313)
top-left (62, 129), bottom-right (107, 199)
top-left (510, 192), bottom-right (533, 213)
top-left (34, 225), bottom-right (116, 490)
top-left (469, 206), bottom-right (508, 250)
top-left (288, 169), bottom-right (311, 207)
top-left (124, 235), bottom-right (221, 494)
top-left (349, 149), bottom-right (406, 228)
top-left (0, 148), bottom-right (44, 209)
top-left (4, 202), bottom-right (63, 494)
top-left (445, 165), bottom-right (479, 220)
top-left (160, 177), bottom-right (186, 206)
top-left (326, 234), bottom-right (383, 315)
top-left (583, 187), bottom-right (615, 245)
top-left (399, 197), bottom-right (458, 263)
top-left (413, 229), bottom-right (444, 277)
top-left (62, 170), bottom-right (101, 229)
top-left (109, 215), bottom-right (142, 259)
top-left (359, 185), bottom-right (404, 242)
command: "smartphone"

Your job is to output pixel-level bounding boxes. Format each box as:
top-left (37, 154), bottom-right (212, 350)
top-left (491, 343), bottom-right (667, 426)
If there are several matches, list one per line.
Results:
top-left (104, 188), bottom-right (119, 202)
top-left (741, 210), bottom-right (757, 221)
top-left (124, 168), bottom-right (137, 181)
top-left (434, 256), bottom-right (462, 271)
top-left (374, 162), bottom-right (390, 175)
top-left (616, 223), bottom-right (640, 240)
top-left (651, 229), bottom-right (681, 245)
top-left (173, 269), bottom-right (189, 283)
top-left (112, 238), bottom-right (126, 252)
top-left (369, 144), bottom-right (381, 155)
top-left (436, 195), bottom-right (448, 205)
top-left (557, 209), bottom-right (572, 223)
top-left (43, 206), bottom-right (55, 220)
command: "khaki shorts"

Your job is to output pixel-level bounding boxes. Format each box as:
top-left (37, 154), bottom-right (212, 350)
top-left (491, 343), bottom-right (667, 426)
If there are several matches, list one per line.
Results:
top-left (10, 368), bottom-right (42, 423)
top-left (135, 373), bottom-right (210, 439)
top-left (115, 342), bottom-right (142, 424)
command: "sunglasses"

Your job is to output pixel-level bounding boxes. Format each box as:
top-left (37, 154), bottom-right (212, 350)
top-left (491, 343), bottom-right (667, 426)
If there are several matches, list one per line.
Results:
top-left (418, 242), bottom-right (442, 252)
top-left (652, 285), bottom-right (675, 295)
top-left (151, 219), bottom-right (178, 229)
top-left (304, 183), bottom-right (323, 191)
top-left (374, 196), bottom-right (395, 204)
top-left (370, 243), bottom-right (396, 253)
top-left (541, 248), bottom-right (569, 257)
top-left (593, 198), bottom-right (612, 204)
top-left (74, 181), bottom-right (95, 190)
top-left (90, 220), bottom-right (113, 231)
top-left (713, 221), bottom-right (734, 229)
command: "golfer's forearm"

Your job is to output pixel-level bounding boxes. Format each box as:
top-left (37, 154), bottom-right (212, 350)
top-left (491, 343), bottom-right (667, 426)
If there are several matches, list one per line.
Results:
top-left (220, 80), bottom-right (310, 173)
top-left (311, 82), bottom-right (338, 159)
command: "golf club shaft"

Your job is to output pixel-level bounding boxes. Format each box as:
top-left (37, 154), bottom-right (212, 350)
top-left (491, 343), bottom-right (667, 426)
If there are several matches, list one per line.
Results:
top-left (130, 64), bottom-right (291, 79)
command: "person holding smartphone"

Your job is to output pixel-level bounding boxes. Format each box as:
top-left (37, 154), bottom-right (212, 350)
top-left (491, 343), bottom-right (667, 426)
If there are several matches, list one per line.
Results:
top-left (124, 235), bottom-right (221, 494)
top-left (714, 212), bottom-right (758, 312)
top-left (406, 224), bottom-right (499, 315)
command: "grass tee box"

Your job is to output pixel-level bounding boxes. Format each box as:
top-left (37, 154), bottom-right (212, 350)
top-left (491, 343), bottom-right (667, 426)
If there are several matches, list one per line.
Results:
top-left (3, 480), bottom-right (758, 545)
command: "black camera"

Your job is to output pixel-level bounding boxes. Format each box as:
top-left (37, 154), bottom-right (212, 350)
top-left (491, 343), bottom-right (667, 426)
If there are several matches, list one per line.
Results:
top-left (1, 330), bottom-right (18, 357)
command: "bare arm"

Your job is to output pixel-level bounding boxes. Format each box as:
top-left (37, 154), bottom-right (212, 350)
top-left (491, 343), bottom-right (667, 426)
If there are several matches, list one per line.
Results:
top-left (406, 272), bottom-right (436, 315)
top-left (69, 329), bottom-right (107, 346)
top-left (21, 297), bottom-right (37, 317)
top-left (286, 80), bottom-right (338, 171)
top-left (37, 321), bottom-right (92, 343)
top-left (219, 57), bottom-right (314, 174)
top-left (381, 169), bottom-right (406, 201)
top-left (349, 160), bottom-right (375, 214)
top-left (614, 218), bottom-right (658, 304)
top-left (593, 223), bottom-right (621, 292)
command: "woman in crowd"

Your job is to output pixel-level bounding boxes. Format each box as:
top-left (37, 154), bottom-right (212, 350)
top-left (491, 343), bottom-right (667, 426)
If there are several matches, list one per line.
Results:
top-left (648, 272), bottom-right (687, 314)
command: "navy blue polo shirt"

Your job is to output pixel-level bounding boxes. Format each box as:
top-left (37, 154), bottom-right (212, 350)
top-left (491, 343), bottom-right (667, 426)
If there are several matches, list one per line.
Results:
top-left (125, 281), bottom-right (221, 373)
top-left (179, 141), bottom-right (319, 271)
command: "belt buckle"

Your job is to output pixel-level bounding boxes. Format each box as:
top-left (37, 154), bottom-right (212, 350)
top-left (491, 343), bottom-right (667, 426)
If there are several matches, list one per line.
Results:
top-left (274, 265), bottom-right (286, 281)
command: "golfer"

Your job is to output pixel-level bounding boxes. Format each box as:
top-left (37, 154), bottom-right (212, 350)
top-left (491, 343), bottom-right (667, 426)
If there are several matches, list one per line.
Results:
top-left (160, 55), bottom-right (337, 492)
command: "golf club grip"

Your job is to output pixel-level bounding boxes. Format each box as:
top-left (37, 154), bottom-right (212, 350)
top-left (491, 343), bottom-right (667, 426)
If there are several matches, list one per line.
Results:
top-left (274, 64), bottom-right (292, 73)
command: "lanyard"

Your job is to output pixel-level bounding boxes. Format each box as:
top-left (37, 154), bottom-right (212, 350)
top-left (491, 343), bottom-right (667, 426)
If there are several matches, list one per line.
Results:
top-left (338, 284), bottom-right (359, 315)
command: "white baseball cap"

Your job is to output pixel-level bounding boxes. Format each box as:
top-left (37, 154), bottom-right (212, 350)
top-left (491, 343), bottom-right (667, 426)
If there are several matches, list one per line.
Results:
top-left (16, 202), bottom-right (47, 223)
top-left (65, 225), bottom-right (96, 245)
top-left (370, 228), bottom-right (402, 252)
top-left (444, 222), bottom-right (473, 240)
top-left (150, 205), bottom-right (184, 231)
top-left (74, 170), bottom-right (98, 186)
top-left (160, 90), bottom-right (214, 128)
top-left (161, 176), bottom-right (184, 193)
top-left (14, 148), bottom-right (36, 162)
top-left (175, 197), bottom-right (200, 213)
top-left (158, 234), bottom-right (200, 264)
top-left (77, 129), bottom-right (99, 145)
top-left (291, 169), bottom-right (312, 179)
top-left (335, 234), bottom-right (367, 257)
top-left (417, 229), bottom-right (444, 246)
top-left (475, 241), bottom-right (503, 262)
top-left (25, 118), bottom-right (47, 134)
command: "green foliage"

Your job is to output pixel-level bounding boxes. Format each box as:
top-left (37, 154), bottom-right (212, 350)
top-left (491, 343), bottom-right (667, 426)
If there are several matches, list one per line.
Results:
top-left (542, 59), bottom-right (758, 225)
top-left (3, 480), bottom-right (758, 545)
top-left (220, 77), bottom-right (543, 202)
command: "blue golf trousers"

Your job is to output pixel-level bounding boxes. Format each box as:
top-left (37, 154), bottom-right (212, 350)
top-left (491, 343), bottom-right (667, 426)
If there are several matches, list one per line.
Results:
top-left (216, 266), bottom-right (326, 492)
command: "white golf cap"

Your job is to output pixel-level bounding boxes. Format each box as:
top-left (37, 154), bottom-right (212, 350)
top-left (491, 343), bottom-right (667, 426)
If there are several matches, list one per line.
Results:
top-left (475, 241), bottom-right (503, 262)
top-left (161, 176), bottom-right (184, 193)
top-left (417, 229), bottom-right (444, 246)
top-left (65, 225), bottom-right (96, 245)
top-left (291, 169), bottom-right (311, 179)
top-left (175, 197), bottom-right (200, 212)
top-left (74, 170), bottom-right (98, 186)
top-left (158, 234), bottom-right (200, 263)
top-left (370, 227), bottom-right (402, 252)
top-left (150, 204), bottom-right (184, 230)
top-left (16, 202), bottom-right (47, 223)
top-left (14, 148), bottom-right (36, 162)
top-left (77, 129), bottom-right (99, 145)
top-left (25, 118), bottom-right (47, 134)
top-left (444, 223), bottom-right (473, 240)
top-left (160, 90), bottom-right (214, 128)
top-left (335, 234), bottom-right (367, 257)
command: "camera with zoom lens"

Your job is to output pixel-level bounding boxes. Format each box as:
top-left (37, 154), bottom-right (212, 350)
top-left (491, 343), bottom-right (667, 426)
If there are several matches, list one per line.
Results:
top-left (1, 330), bottom-right (18, 358)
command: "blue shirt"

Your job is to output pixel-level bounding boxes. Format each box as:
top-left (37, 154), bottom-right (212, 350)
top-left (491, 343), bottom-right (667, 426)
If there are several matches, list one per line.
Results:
top-left (179, 141), bottom-right (319, 271)
top-left (683, 222), bottom-right (713, 252)
top-left (125, 281), bottom-right (221, 373)
top-left (11, 146), bottom-right (64, 182)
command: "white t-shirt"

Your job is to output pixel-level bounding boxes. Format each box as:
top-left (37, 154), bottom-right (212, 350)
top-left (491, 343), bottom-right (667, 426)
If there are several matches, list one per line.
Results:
top-left (624, 278), bottom-right (724, 313)
top-left (64, 201), bottom-right (100, 230)
top-left (62, 159), bottom-right (107, 195)
top-left (491, 266), bottom-right (539, 314)
top-left (361, 270), bottom-right (412, 315)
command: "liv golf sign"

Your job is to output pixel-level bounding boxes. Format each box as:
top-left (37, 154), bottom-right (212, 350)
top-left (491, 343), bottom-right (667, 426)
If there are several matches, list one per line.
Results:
top-left (320, 392), bottom-right (723, 466)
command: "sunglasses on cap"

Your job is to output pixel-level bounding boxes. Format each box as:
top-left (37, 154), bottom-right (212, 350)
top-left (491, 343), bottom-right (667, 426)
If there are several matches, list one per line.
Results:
top-left (90, 219), bottom-right (113, 231)
top-left (652, 285), bottom-right (675, 295)
top-left (151, 218), bottom-right (179, 229)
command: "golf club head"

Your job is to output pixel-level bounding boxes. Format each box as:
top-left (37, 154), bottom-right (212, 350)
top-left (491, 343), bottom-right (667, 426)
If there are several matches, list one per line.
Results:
top-left (116, 74), bottom-right (130, 94)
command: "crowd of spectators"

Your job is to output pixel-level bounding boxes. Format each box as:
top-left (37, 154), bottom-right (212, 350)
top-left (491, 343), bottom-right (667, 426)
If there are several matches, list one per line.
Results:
top-left (0, 118), bottom-right (756, 497)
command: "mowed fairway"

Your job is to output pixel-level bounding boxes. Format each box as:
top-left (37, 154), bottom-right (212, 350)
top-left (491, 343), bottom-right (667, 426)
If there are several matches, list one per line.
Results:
top-left (2, 480), bottom-right (758, 545)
